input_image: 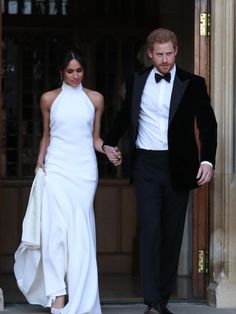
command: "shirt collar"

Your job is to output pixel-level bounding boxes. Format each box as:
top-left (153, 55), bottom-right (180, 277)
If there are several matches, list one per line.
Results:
top-left (153, 64), bottom-right (176, 83)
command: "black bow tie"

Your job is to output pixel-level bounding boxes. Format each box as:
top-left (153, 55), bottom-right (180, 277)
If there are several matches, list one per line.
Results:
top-left (155, 72), bottom-right (171, 83)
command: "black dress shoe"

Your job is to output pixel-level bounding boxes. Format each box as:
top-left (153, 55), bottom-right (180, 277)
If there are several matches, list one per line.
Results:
top-left (160, 304), bottom-right (174, 314)
top-left (144, 305), bottom-right (161, 314)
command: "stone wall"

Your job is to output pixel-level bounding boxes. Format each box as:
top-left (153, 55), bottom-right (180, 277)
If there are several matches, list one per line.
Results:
top-left (207, 0), bottom-right (236, 308)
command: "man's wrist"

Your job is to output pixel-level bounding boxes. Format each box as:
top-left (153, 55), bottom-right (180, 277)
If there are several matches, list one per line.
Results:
top-left (201, 161), bottom-right (213, 167)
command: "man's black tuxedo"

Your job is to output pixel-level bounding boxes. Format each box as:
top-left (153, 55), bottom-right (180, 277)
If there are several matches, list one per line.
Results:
top-left (104, 65), bottom-right (217, 307)
top-left (105, 65), bottom-right (217, 190)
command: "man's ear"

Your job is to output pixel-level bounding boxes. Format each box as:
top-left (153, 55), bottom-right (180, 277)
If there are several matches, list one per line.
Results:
top-left (174, 46), bottom-right (178, 56)
top-left (146, 48), bottom-right (153, 59)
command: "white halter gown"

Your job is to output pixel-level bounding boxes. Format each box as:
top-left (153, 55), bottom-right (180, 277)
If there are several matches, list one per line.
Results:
top-left (15, 82), bottom-right (102, 314)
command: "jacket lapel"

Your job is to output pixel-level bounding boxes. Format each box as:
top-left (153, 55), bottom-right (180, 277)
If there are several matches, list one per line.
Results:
top-left (132, 67), bottom-right (153, 132)
top-left (168, 67), bottom-right (189, 126)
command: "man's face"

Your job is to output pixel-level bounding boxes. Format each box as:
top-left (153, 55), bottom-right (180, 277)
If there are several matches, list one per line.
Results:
top-left (147, 41), bottom-right (178, 74)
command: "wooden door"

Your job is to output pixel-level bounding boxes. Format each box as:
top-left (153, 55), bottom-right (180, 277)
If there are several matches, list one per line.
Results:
top-left (0, 3), bottom-right (2, 174)
top-left (192, 0), bottom-right (211, 298)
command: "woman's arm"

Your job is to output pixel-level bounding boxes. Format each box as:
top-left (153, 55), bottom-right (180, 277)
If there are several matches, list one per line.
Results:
top-left (35, 90), bottom-right (59, 172)
top-left (86, 88), bottom-right (122, 165)
top-left (87, 90), bottom-right (105, 154)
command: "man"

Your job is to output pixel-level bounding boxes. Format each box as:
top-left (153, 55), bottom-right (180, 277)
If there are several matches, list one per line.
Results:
top-left (103, 28), bottom-right (217, 314)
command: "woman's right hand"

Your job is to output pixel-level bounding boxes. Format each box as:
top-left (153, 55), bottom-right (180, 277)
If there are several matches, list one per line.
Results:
top-left (35, 162), bottom-right (46, 174)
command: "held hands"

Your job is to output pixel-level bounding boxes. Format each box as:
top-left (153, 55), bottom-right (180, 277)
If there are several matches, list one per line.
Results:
top-left (103, 145), bottom-right (122, 166)
top-left (196, 163), bottom-right (213, 185)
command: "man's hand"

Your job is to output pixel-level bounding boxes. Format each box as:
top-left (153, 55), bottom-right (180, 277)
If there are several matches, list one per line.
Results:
top-left (103, 145), bottom-right (122, 166)
top-left (196, 163), bottom-right (213, 185)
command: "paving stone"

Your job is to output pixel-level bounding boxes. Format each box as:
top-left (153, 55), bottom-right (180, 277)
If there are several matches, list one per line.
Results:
top-left (1, 303), bottom-right (236, 314)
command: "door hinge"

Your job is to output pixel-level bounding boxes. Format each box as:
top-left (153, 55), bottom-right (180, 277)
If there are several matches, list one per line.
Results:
top-left (198, 249), bottom-right (209, 273)
top-left (200, 13), bottom-right (210, 36)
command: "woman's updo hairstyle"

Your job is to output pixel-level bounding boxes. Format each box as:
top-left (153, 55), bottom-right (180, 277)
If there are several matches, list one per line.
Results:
top-left (59, 47), bottom-right (86, 74)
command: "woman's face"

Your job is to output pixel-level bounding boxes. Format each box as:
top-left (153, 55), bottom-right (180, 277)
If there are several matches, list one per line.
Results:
top-left (62, 59), bottom-right (84, 87)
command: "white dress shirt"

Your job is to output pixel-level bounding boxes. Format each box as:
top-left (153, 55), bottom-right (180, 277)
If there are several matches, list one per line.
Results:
top-left (135, 65), bottom-right (176, 150)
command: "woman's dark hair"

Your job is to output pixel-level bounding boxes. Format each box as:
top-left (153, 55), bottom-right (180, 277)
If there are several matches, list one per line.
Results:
top-left (59, 47), bottom-right (86, 73)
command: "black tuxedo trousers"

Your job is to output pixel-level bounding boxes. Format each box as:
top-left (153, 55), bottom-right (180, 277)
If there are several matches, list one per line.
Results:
top-left (133, 149), bottom-right (189, 306)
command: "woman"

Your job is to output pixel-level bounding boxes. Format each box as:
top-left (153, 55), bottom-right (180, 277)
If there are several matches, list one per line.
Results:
top-left (15, 48), bottom-right (119, 314)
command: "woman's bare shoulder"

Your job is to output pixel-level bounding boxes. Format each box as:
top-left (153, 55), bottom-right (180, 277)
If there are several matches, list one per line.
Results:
top-left (84, 88), bottom-right (104, 108)
top-left (40, 88), bottom-right (61, 109)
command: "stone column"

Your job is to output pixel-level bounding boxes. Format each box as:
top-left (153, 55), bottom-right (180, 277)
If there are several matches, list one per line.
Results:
top-left (207, 0), bottom-right (236, 308)
top-left (0, 288), bottom-right (3, 310)
top-left (0, 1), bottom-right (4, 310)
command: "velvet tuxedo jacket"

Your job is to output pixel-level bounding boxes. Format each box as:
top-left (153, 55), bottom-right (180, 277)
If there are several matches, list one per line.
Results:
top-left (105, 65), bottom-right (217, 190)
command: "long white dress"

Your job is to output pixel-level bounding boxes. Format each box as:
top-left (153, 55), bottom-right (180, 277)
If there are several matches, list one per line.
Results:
top-left (14, 82), bottom-right (102, 314)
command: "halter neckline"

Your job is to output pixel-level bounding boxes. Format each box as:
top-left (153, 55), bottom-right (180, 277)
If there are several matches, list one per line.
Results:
top-left (62, 81), bottom-right (83, 92)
